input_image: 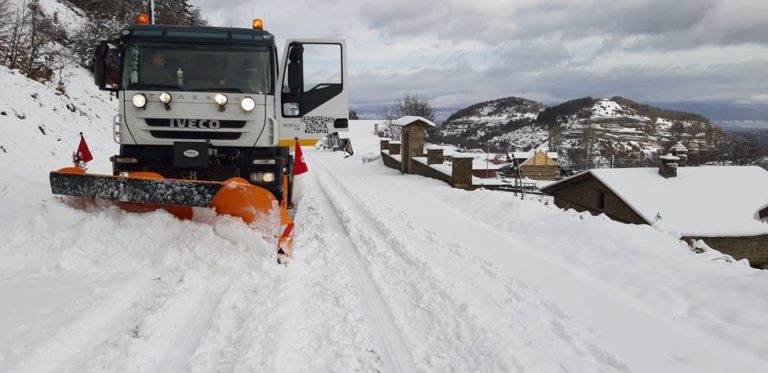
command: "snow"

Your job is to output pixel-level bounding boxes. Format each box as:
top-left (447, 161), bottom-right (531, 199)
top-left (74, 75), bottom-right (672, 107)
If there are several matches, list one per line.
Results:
top-left (37, 0), bottom-right (88, 38)
top-left (551, 166), bottom-right (768, 237)
top-left (2, 55), bottom-right (768, 372)
top-left (471, 158), bottom-right (502, 170)
top-left (659, 153), bottom-right (680, 161)
top-left (391, 115), bottom-right (436, 127)
top-left (450, 153), bottom-right (475, 159)
top-left (307, 121), bottom-right (768, 372)
top-left (512, 150), bottom-right (559, 160)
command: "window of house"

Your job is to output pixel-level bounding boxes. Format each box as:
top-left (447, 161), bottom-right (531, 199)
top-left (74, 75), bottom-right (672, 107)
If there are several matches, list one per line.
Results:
top-left (596, 190), bottom-right (605, 210)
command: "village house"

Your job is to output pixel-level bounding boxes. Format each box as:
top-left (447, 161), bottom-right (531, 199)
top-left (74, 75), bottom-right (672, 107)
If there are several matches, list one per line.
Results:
top-left (541, 150), bottom-right (768, 268)
top-left (509, 150), bottom-right (559, 181)
top-left (472, 157), bottom-right (503, 178)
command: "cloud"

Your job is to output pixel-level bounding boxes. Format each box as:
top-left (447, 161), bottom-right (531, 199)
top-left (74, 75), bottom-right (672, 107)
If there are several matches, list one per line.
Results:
top-left (190, 0), bottom-right (768, 114)
top-left (360, 0), bottom-right (768, 49)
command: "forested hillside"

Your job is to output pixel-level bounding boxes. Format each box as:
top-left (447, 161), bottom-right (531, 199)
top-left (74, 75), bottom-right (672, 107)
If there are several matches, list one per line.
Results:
top-left (0, 0), bottom-right (205, 87)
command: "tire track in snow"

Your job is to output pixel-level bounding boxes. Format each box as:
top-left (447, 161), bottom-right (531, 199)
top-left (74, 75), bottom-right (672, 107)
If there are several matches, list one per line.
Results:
top-left (8, 275), bottom-right (160, 373)
top-left (310, 156), bottom-right (635, 372)
top-left (44, 273), bottom-right (225, 373)
top-left (312, 161), bottom-right (509, 372)
top-left (309, 170), bottom-right (418, 373)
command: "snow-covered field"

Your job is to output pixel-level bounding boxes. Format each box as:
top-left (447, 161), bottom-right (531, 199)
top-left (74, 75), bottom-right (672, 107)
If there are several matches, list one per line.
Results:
top-left (3, 61), bottom-right (768, 372)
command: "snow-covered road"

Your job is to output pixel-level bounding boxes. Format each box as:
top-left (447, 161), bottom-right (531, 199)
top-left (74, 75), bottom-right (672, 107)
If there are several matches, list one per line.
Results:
top-left (299, 122), bottom-right (768, 372)
top-left (3, 115), bottom-right (768, 372)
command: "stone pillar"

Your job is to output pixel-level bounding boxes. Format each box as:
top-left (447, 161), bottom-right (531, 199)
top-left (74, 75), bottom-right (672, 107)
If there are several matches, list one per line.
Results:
top-left (659, 154), bottom-right (679, 178)
top-left (401, 124), bottom-right (428, 174)
top-left (389, 141), bottom-right (401, 155)
top-left (452, 154), bottom-right (473, 189)
top-left (427, 148), bottom-right (444, 165)
top-left (380, 138), bottom-right (391, 153)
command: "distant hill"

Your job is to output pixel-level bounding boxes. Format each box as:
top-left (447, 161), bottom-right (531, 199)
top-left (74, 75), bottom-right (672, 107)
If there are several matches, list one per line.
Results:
top-left (439, 97), bottom-right (545, 150)
top-left (540, 97), bottom-right (727, 168)
top-left (438, 96), bottom-right (739, 169)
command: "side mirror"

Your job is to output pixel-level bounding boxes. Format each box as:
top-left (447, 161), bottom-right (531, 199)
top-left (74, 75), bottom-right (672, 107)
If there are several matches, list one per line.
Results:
top-left (287, 44), bottom-right (303, 95)
top-left (94, 42), bottom-right (119, 92)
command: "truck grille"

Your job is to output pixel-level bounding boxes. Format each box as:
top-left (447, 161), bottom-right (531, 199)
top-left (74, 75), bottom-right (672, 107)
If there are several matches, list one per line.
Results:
top-left (145, 119), bottom-right (245, 140)
top-left (145, 119), bottom-right (247, 128)
top-left (149, 131), bottom-right (242, 140)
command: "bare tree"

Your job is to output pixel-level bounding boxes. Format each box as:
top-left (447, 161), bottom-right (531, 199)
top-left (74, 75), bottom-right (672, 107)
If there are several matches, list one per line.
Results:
top-left (3, 0), bottom-right (29, 69)
top-left (384, 93), bottom-right (436, 141)
top-left (0, 0), bottom-right (11, 36)
top-left (50, 45), bottom-right (76, 92)
top-left (386, 93), bottom-right (436, 122)
top-left (16, 0), bottom-right (57, 81)
top-left (548, 121), bottom-right (562, 152)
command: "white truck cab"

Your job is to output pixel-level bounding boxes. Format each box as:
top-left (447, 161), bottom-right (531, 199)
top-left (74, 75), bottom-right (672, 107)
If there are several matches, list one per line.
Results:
top-left (93, 21), bottom-right (349, 202)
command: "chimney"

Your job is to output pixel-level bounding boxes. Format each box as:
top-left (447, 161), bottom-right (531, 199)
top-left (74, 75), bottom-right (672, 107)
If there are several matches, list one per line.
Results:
top-left (670, 142), bottom-right (688, 166)
top-left (659, 153), bottom-right (680, 178)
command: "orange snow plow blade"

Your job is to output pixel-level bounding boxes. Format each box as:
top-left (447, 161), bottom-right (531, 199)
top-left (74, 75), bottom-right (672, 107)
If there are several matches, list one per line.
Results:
top-left (49, 167), bottom-right (293, 257)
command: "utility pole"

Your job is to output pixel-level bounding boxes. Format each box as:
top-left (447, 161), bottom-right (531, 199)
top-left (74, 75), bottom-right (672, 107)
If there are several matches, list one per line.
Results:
top-left (150, 0), bottom-right (155, 24)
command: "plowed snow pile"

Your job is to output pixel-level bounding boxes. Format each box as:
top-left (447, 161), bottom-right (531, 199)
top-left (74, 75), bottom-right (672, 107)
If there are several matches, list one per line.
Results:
top-left (0, 67), bottom-right (379, 372)
top-left (2, 63), bottom-right (768, 373)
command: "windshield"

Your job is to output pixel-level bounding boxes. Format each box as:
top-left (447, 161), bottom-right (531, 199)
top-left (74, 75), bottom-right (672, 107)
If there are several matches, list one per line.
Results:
top-left (122, 44), bottom-right (273, 94)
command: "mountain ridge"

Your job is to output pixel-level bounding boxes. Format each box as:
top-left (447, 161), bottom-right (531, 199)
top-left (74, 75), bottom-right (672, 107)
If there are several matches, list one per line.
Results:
top-left (436, 95), bottom-right (759, 168)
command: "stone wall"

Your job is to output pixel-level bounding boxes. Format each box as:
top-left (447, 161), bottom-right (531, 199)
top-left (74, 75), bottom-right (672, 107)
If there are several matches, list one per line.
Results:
top-left (427, 148), bottom-right (444, 165)
top-left (381, 145), bottom-right (474, 190)
top-left (389, 141), bottom-right (401, 155)
top-left (688, 235), bottom-right (768, 269)
top-left (411, 158), bottom-right (454, 186)
top-left (381, 151), bottom-right (402, 170)
top-left (452, 157), bottom-right (473, 189)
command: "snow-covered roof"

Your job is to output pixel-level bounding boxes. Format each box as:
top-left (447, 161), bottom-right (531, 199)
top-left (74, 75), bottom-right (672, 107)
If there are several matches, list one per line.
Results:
top-left (546, 166), bottom-right (768, 237)
top-left (451, 153), bottom-right (476, 159)
top-left (426, 144), bottom-right (450, 150)
top-left (671, 142), bottom-right (688, 152)
top-left (472, 158), bottom-right (503, 170)
top-left (392, 116), bottom-right (437, 127)
top-left (511, 150), bottom-right (558, 160)
top-left (659, 154), bottom-right (680, 161)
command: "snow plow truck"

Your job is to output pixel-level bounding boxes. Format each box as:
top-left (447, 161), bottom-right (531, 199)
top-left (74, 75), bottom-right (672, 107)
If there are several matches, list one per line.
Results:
top-left (49, 14), bottom-right (349, 260)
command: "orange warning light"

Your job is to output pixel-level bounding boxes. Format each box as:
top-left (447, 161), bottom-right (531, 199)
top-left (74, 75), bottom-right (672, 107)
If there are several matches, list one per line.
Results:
top-left (136, 13), bottom-right (150, 25)
top-left (252, 18), bottom-right (264, 30)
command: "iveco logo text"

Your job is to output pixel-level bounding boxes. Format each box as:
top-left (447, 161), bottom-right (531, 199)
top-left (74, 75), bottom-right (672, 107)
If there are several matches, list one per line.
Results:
top-left (170, 119), bottom-right (221, 129)
top-left (183, 149), bottom-right (200, 158)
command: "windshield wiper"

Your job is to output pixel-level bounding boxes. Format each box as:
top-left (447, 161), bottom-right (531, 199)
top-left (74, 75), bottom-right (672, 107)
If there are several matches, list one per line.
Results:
top-left (191, 88), bottom-right (243, 93)
top-left (129, 84), bottom-right (181, 90)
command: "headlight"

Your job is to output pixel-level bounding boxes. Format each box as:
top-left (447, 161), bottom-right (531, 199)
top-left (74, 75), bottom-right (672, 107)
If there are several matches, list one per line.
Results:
top-left (249, 172), bottom-right (275, 183)
top-left (241, 97), bottom-right (256, 112)
top-left (132, 93), bottom-right (147, 108)
top-left (159, 92), bottom-right (172, 104)
top-left (214, 93), bottom-right (228, 106)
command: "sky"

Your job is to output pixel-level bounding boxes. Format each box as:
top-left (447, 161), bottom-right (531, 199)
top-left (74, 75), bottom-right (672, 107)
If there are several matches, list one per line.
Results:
top-left (190, 0), bottom-right (768, 119)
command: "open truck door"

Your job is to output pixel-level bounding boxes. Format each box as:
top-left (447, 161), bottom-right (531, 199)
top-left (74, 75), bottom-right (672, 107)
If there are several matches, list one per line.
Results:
top-left (278, 40), bottom-right (349, 146)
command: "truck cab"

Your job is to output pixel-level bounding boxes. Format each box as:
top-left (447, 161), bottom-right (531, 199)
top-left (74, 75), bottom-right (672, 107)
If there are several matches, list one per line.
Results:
top-left (94, 21), bottom-right (348, 202)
